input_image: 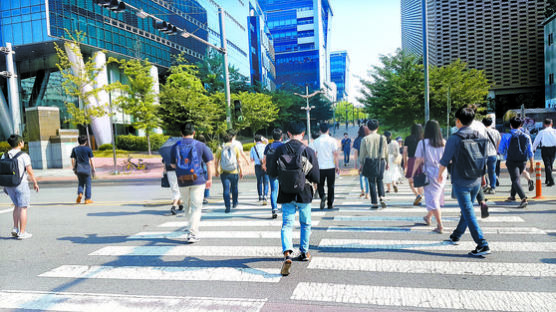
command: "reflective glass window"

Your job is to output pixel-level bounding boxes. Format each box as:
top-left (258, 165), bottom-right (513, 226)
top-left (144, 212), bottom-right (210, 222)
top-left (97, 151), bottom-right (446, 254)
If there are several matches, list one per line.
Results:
top-left (32, 19), bottom-right (43, 41)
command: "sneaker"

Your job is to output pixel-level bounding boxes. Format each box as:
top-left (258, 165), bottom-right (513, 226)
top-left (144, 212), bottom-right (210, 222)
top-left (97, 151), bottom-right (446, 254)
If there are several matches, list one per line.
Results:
top-left (272, 212), bottom-right (277, 219)
top-left (448, 235), bottom-right (460, 245)
top-left (84, 199), bottom-right (93, 204)
top-left (480, 202), bottom-right (489, 218)
top-left (170, 206), bottom-right (177, 215)
top-left (187, 234), bottom-right (200, 243)
top-left (380, 199), bottom-right (387, 209)
top-left (178, 204), bottom-right (184, 211)
top-left (225, 208), bottom-right (231, 214)
top-left (232, 203), bottom-right (238, 209)
top-left (320, 196), bottom-right (326, 210)
top-left (370, 204), bottom-right (379, 210)
top-left (298, 252), bottom-right (311, 261)
top-left (496, 180), bottom-right (500, 187)
top-left (11, 228), bottom-right (18, 237)
top-left (202, 199), bottom-right (208, 204)
top-left (327, 205), bottom-right (334, 210)
top-left (413, 194), bottom-right (423, 206)
top-left (518, 198), bottom-right (528, 208)
top-left (468, 245), bottom-right (491, 256)
top-left (262, 198), bottom-right (268, 206)
top-left (76, 193), bottom-right (83, 204)
top-left (484, 187), bottom-right (495, 195)
top-left (528, 180), bottom-right (534, 191)
top-left (393, 185), bottom-right (398, 193)
top-left (17, 232), bottom-right (32, 240)
top-left (280, 256), bottom-right (293, 276)
top-left (505, 197), bottom-right (516, 202)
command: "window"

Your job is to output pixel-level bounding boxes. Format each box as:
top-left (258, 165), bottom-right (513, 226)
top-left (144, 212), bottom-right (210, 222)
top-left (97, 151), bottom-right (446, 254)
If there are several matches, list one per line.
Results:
top-left (549, 33), bottom-right (554, 46)
top-left (550, 73), bottom-right (554, 85)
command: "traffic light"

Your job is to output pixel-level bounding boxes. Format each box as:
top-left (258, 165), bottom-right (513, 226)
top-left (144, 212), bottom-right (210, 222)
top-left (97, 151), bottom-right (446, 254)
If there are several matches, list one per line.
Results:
top-left (153, 21), bottom-right (178, 35)
top-left (94, 0), bottom-right (126, 13)
top-left (233, 100), bottom-right (243, 120)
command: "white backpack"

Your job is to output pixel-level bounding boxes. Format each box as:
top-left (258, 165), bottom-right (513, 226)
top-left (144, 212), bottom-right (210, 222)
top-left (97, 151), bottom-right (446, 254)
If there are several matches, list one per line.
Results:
top-left (221, 145), bottom-right (238, 172)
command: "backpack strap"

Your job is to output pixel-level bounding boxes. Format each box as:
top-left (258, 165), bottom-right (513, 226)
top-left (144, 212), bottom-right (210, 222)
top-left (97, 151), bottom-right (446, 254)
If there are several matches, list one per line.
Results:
top-left (10, 151), bottom-right (23, 160)
top-left (377, 135), bottom-right (384, 159)
top-left (486, 130), bottom-right (496, 149)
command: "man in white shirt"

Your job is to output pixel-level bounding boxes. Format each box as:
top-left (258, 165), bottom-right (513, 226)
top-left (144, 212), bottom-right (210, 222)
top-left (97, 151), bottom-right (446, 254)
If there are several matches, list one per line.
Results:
top-left (532, 118), bottom-right (556, 186)
top-left (312, 123), bottom-right (340, 209)
top-left (482, 117), bottom-right (501, 193)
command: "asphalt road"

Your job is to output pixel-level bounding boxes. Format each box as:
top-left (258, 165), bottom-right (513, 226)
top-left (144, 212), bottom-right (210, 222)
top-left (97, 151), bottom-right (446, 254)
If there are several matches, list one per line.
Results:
top-left (0, 169), bottom-right (555, 311)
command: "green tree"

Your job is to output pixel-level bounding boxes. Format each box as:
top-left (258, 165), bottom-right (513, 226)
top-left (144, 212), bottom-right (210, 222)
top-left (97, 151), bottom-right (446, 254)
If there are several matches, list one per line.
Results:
top-left (546, 0), bottom-right (556, 18)
top-left (334, 101), bottom-right (354, 123)
top-left (269, 90), bottom-right (306, 128)
top-left (113, 58), bottom-right (160, 155)
top-left (230, 92), bottom-right (278, 133)
top-left (196, 49), bottom-right (251, 94)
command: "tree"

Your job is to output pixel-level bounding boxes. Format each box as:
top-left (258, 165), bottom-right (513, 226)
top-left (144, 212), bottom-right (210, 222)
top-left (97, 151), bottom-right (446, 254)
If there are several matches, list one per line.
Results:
top-left (113, 58), bottom-right (160, 155)
top-left (269, 89), bottom-right (306, 128)
top-left (231, 92), bottom-right (278, 134)
top-left (546, 0), bottom-right (556, 18)
top-left (196, 49), bottom-right (251, 94)
top-left (334, 101), bottom-right (354, 123)
top-left (54, 30), bottom-right (119, 146)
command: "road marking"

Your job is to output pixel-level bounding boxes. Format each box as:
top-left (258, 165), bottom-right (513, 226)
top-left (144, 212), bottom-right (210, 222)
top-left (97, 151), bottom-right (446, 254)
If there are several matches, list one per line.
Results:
top-left (318, 239), bottom-right (556, 252)
top-left (202, 211), bottom-right (326, 217)
top-left (130, 231), bottom-right (298, 239)
top-left (0, 208), bottom-right (12, 214)
top-left (0, 290), bottom-right (266, 312)
top-left (334, 215), bottom-right (524, 222)
top-left (326, 226), bottom-right (549, 234)
top-left (291, 282), bottom-right (556, 312)
top-left (336, 207), bottom-right (509, 213)
top-left (159, 220), bottom-right (320, 227)
top-left (308, 257), bottom-right (556, 277)
top-left (90, 245), bottom-right (283, 257)
top-left (40, 265), bottom-right (281, 283)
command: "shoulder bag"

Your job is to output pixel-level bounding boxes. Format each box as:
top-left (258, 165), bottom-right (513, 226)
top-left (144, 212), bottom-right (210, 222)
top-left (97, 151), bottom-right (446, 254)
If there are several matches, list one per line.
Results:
top-left (362, 136), bottom-right (386, 178)
top-left (413, 140), bottom-right (430, 187)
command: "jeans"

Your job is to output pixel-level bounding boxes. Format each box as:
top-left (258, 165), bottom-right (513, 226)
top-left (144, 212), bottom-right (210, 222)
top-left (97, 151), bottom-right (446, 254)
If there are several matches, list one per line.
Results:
top-left (507, 161), bottom-right (526, 200)
top-left (318, 168), bottom-right (336, 207)
top-left (486, 156), bottom-right (497, 189)
top-left (269, 177), bottom-right (279, 212)
top-left (359, 173), bottom-right (369, 194)
top-left (541, 146), bottom-right (556, 184)
top-left (77, 174), bottom-right (92, 200)
top-left (254, 165), bottom-right (269, 199)
top-left (343, 150), bottom-right (350, 164)
top-left (368, 175), bottom-right (385, 205)
top-left (451, 184), bottom-right (488, 248)
top-left (204, 188), bottom-right (210, 199)
top-left (220, 173), bottom-right (239, 210)
top-left (281, 201), bottom-right (311, 254)
top-left (179, 184), bottom-right (205, 236)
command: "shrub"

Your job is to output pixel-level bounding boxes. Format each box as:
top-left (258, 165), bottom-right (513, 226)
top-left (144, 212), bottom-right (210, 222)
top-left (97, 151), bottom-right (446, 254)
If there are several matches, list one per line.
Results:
top-left (116, 134), bottom-right (169, 151)
top-left (98, 143), bottom-right (113, 151)
top-left (0, 141), bottom-right (10, 154)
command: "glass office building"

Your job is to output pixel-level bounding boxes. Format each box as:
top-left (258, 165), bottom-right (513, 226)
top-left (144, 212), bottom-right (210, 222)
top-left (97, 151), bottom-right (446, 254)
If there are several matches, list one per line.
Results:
top-left (259, 0), bottom-right (333, 97)
top-left (248, 0), bottom-right (275, 91)
top-left (330, 50), bottom-right (349, 102)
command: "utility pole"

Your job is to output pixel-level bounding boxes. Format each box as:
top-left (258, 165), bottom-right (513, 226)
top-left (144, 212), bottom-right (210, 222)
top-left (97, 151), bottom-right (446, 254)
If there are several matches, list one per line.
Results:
top-left (295, 85), bottom-right (322, 145)
top-left (1, 43), bottom-right (21, 134)
top-left (218, 7), bottom-right (232, 130)
top-left (422, 0), bottom-right (430, 123)
top-left (446, 86), bottom-right (451, 138)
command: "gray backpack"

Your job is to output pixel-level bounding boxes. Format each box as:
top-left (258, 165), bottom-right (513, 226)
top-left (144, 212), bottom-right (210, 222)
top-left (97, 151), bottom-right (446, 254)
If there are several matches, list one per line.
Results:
top-left (221, 145), bottom-right (238, 172)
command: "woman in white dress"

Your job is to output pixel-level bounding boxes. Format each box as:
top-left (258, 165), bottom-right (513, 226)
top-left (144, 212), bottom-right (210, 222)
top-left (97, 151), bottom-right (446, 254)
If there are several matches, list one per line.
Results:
top-left (383, 131), bottom-right (402, 193)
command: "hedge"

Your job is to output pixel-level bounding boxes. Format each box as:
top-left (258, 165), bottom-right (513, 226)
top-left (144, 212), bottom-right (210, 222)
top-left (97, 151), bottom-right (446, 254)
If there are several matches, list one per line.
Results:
top-left (115, 134), bottom-right (169, 151)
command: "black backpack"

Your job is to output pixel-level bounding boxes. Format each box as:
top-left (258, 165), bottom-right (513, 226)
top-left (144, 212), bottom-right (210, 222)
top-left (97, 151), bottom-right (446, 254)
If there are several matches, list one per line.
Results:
top-left (454, 131), bottom-right (488, 179)
top-left (277, 143), bottom-right (307, 194)
top-left (0, 152), bottom-right (25, 187)
top-left (506, 132), bottom-right (529, 162)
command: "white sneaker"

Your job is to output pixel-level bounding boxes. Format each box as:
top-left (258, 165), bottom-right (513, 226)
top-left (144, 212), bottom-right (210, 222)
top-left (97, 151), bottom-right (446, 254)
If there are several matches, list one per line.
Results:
top-left (17, 232), bottom-right (32, 240)
top-left (11, 228), bottom-right (18, 237)
top-left (187, 234), bottom-right (200, 243)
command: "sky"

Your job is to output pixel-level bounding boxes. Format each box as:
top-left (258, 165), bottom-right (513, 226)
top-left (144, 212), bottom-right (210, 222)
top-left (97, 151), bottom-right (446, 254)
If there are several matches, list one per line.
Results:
top-left (329, 0), bottom-right (401, 105)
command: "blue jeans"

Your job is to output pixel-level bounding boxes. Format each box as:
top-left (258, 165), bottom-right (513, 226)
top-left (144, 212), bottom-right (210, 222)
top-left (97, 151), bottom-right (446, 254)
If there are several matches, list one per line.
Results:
top-left (487, 156), bottom-right (497, 189)
top-left (220, 173), bottom-right (239, 210)
top-left (269, 177), bottom-right (279, 212)
top-left (204, 188), bottom-right (210, 199)
top-left (281, 201), bottom-right (311, 254)
top-left (77, 174), bottom-right (92, 200)
top-left (451, 184), bottom-right (488, 248)
top-left (254, 165), bottom-right (269, 199)
top-left (359, 173), bottom-right (369, 194)
top-left (343, 150), bottom-right (350, 164)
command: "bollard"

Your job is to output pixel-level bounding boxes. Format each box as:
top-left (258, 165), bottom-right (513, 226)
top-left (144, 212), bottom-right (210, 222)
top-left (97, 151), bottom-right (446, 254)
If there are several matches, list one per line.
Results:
top-left (534, 162), bottom-right (544, 199)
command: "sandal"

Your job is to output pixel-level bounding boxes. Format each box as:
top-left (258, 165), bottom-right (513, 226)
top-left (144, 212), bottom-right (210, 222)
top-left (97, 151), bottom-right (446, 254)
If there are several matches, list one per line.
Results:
top-left (423, 216), bottom-right (431, 226)
top-left (432, 227), bottom-right (443, 234)
top-left (360, 191), bottom-right (365, 198)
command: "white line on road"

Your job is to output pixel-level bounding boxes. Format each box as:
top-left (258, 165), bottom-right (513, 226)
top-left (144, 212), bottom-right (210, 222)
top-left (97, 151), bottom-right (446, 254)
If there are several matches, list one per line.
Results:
top-left (0, 290), bottom-right (266, 312)
top-left (202, 211), bottom-right (326, 217)
top-left (318, 239), bottom-right (556, 252)
top-left (40, 265), bottom-right (282, 283)
top-left (308, 257), bottom-right (556, 277)
top-left (291, 282), bottom-right (556, 312)
top-left (334, 215), bottom-right (524, 222)
top-left (90, 245), bottom-right (283, 257)
top-left (130, 231), bottom-right (298, 239)
top-left (326, 226), bottom-right (549, 234)
top-left (158, 220), bottom-right (320, 227)
top-left (336, 207), bottom-right (509, 213)
top-left (0, 208), bottom-right (12, 214)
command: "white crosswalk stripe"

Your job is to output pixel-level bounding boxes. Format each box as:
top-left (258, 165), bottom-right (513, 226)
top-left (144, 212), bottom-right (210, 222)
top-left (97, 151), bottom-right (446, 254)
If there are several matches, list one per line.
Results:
top-left (130, 230), bottom-right (298, 239)
top-left (326, 225), bottom-right (550, 234)
top-left (334, 215), bottom-right (525, 222)
top-left (158, 220), bottom-right (320, 227)
top-left (90, 245), bottom-right (283, 257)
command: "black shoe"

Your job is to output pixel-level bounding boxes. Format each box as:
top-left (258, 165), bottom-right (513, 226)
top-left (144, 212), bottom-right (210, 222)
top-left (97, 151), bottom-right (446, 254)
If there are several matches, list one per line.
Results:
top-left (370, 204), bottom-right (379, 210)
top-left (298, 252), bottom-right (311, 261)
top-left (272, 212), bottom-right (278, 219)
top-left (518, 198), bottom-right (528, 208)
top-left (496, 180), bottom-right (500, 187)
top-left (225, 208), bottom-right (231, 213)
top-left (480, 202), bottom-right (489, 219)
top-left (547, 182), bottom-right (555, 187)
top-left (170, 206), bottom-right (177, 215)
top-left (320, 196), bottom-right (326, 210)
top-left (178, 204), bottom-right (184, 211)
top-left (448, 235), bottom-right (460, 245)
top-left (202, 199), bottom-right (208, 204)
top-left (232, 204), bottom-right (238, 209)
top-left (327, 205), bottom-right (334, 210)
top-left (380, 199), bottom-right (387, 209)
top-left (469, 245), bottom-right (491, 256)
top-left (528, 180), bottom-right (534, 191)
top-left (281, 255), bottom-right (293, 276)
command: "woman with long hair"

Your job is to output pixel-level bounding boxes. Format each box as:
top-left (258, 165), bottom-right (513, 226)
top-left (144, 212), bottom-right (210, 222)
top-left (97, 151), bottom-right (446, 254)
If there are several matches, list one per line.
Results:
top-left (353, 125), bottom-right (370, 198)
top-left (383, 131), bottom-right (402, 193)
top-left (411, 120), bottom-right (446, 233)
top-left (404, 124), bottom-right (425, 205)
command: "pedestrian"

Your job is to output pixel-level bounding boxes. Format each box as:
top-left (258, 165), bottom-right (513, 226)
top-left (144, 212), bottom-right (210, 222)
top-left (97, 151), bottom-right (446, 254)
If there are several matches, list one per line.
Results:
top-left (263, 128), bottom-right (284, 219)
top-left (160, 138), bottom-right (183, 215)
top-left (404, 124), bottom-right (424, 205)
top-left (196, 134), bottom-right (211, 204)
top-left (71, 135), bottom-right (96, 204)
top-left (171, 123), bottom-right (214, 243)
top-left (0, 134), bottom-right (39, 239)
top-left (266, 121), bottom-right (319, 276)
top-left (532, 118), bottom-right (556, 186)
top-left (250, 134), bottom-right (269, 205)
top-left (396, 136), bottom-right (405, 184)
top-left (341, 133), bottom-right (352, 167)
top-left (359, 119), bottom-right (389, 209)
top-left (482, 117), bottom-right (501, 194)
top-left (353, 125), bottom-right (370, 199)
top-left (438, 106), bottom-right (490, 256)
top-left (228, 129), bottom-right (251, 165)
top-left (312, 123), bottom-right (340, 209)
top-left (215, 132), bottom-right (243, 213)
top-left (383, 131), bottom-right (401, 193)
top-left (498, 116), bottom-right (535, 208)
top-left (468, 108), bottom-right (491, 216)
top-left (412, 120), bottom-right (446, 233)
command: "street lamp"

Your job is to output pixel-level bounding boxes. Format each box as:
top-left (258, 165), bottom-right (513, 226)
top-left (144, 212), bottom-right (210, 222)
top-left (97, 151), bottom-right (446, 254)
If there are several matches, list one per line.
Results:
top-left (294, 85), bottom-right (323, 145)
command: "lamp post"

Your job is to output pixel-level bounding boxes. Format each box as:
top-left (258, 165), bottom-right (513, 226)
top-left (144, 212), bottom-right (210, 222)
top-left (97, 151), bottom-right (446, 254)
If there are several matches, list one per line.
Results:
top-left (294, 85), bottom-right (323, 145)
top-left (422, 0), bottom-right (430, 122)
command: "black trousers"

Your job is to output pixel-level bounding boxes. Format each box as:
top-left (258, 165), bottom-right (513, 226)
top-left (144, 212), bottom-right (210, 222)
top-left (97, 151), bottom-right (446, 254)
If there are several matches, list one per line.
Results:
top-left (368, 174), bottom-right (385, 205)
top-left (318, 168), bottom-right (336, 207)
top-left (541, 146), bottom-right (556, 184)
top-left (507, 161), bottom-right (526, 200)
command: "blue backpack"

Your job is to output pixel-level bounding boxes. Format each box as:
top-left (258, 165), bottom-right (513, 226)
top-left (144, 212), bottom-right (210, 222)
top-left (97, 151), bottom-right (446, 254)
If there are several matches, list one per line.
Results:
top-left (175, 140), bottom-right (203, 183)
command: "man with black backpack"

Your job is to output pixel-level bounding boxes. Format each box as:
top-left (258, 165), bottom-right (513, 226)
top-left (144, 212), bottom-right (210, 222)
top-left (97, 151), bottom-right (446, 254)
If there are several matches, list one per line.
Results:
top-left (499, 116), bottom-right (534, 208)
top-left (266, 122), bottom-right (319, 276)
top-left (171, 123), bottom-right (214, 243)
top-left (0, 134), bottom-right (39, 240)
top-left (263, 128), bottom-right (284, 219)
top-left (438, 106), bottom-right (490, 257)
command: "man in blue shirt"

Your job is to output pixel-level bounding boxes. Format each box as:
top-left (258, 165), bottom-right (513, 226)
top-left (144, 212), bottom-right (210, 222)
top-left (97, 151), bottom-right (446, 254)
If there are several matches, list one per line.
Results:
top-left (498, 116), bottom-right (535, 208)
top-left (341, 133), bottom-right (352, 167)
top-left (438, 106), bottom-right (490, 256)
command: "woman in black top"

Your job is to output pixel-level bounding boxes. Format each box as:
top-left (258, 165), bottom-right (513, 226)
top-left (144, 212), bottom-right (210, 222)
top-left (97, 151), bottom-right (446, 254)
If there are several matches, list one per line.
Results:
top-left (404, 124), bottom-right (424, 206)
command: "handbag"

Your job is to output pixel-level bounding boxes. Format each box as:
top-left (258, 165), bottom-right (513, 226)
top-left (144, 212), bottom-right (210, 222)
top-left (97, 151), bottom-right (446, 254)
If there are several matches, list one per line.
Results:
top-left (74, 162), bottom-right (91, 176)
top-left (161, 173), bottom-right (170, 188)
top-left (413, 140), bottom-right (430, 187)
top-left (362, 135), bottom-right (386, 178)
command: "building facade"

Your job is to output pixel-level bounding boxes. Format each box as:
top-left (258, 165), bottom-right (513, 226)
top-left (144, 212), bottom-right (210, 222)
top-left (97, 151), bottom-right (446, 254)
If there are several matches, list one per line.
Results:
top-left (330, 50), bottom-right (349, 102)
top-left (401, 0), bottom-right (546, 113)
top-left (545, 13), bottom-right (556, 108)
top-left (259, 0), bottom-right (333, 98)
top-left (248, 0), bottom-right (276, 91)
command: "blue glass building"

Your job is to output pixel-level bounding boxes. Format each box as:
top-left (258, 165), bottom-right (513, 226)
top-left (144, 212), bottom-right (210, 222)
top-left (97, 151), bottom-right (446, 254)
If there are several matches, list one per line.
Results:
top-left (248, 0), bottom-right (275, 90)
top-left (259, 0), bottom-right (333, 96)
top-left (330, 50), bottom-right (349, 101)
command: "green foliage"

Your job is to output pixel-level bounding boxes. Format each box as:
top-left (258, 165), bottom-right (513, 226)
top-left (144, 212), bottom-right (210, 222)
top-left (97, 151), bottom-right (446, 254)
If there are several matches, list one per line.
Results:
top-left (116, 134), bottom-right (169, 151)
top-left (98, 143), bottom-right (113, 151)
top-left (196, 49), bottom-right (252, 94)
top-left (334, 101), bottom-right (363, 123)
top-left (0, 141), bottom-right (10, 154)
top-left (269, 89), bottom-right (306, 128)
top-left (230, 92), bottom-right (278, 133)
top-left (546, 0), bottom-right (556, 18)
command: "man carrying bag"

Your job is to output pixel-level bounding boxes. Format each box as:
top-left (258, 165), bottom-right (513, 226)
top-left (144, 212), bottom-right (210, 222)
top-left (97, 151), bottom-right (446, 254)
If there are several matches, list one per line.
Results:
top-left (359, 119), bottom-right (389, 209)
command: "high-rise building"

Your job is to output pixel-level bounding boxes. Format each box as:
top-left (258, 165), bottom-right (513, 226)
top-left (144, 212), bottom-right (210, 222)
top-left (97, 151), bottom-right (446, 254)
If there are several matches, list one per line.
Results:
top-left (258, 0), bottom-right (334, 98)
top-left (330, 50), bottom-right (349, 102)
top-left (248, 0), bottom-right (276, 91)
top-left (401, 0), bottom-right (546, 112)
top-left (545, 13), bottom-right (556, 108)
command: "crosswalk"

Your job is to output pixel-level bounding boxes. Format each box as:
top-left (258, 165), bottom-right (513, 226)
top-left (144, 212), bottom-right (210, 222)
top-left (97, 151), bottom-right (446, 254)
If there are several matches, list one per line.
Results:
top-left (1, 177), bottom-right (555, 311)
